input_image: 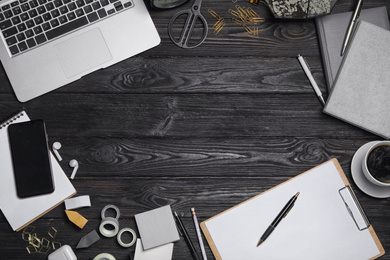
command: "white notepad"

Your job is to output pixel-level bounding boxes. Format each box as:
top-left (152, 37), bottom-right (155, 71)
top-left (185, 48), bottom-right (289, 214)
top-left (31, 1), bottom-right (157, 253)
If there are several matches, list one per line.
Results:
top-left (0, 111), bottom-right (76, 231)
top-left (134, 239), bottom-right (174, 260)
top-left (201, 159), bottom-right (384, 260)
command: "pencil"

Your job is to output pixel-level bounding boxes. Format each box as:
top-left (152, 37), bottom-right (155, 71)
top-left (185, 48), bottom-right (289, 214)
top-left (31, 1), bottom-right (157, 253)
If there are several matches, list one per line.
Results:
top-left (191, 208), bottom-right (208, 260)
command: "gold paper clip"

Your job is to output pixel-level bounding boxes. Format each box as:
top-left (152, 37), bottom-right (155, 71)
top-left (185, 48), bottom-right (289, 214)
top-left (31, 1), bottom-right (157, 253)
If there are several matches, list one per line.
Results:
top-left (48, 227), bottom-right (58, 239)
top-left (208, 8), bottom-right (221, 20)
top-left (29, 233), bottom-right (41, 248)
top-left (214, 20), bottom-right (225, 34)
top-left (26, 246), bottom-right (38, 254)
top-left (52, 241), bottom-right (62, 250)
top-left (22, 232), bottom-right (31, 242)
top-left (41, 237), bottom-right (50, 248)
top-left (247, 7), bottom-right (259, 17)
top-left (23, 225), bottom-right (35, 235)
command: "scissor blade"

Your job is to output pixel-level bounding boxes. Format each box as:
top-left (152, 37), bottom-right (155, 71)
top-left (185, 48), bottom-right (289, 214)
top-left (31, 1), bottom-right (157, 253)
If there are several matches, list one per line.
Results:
top-left (180, 14), bottom-right (197, 46)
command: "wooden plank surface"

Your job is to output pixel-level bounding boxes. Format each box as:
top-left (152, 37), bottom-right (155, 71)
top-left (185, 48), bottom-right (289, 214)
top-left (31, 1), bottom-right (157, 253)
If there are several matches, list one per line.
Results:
top-left (0, 0), bottom-right (389, 259)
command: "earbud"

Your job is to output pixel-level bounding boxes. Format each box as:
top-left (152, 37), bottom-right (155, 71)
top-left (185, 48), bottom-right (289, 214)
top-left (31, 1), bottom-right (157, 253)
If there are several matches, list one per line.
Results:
top-left (52, 142), bottom-right (62, 161)
top-left (69, 159), bottom-right (79, 179)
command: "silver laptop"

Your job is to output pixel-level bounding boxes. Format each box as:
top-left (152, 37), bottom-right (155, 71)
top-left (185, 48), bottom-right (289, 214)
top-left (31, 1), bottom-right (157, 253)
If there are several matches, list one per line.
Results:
top-left (0, 0), bottom-right (160, 102)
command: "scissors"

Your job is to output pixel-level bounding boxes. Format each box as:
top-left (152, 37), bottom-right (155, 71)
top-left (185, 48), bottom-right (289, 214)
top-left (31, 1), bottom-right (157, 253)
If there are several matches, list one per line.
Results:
top-left (168, 0), bottom-right (208, 49)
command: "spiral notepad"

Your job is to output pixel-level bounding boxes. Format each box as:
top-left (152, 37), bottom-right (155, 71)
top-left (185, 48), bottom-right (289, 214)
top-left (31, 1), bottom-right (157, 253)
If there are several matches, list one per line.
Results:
top-left (0, 111), bottom-right (76, 231)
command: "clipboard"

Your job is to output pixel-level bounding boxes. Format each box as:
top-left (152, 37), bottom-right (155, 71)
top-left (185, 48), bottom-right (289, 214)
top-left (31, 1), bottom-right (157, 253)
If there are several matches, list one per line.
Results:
top-left (200, 159), bottom-right (384, 260)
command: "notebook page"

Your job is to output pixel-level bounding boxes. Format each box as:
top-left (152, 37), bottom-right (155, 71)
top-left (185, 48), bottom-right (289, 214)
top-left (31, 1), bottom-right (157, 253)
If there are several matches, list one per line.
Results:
top-left (204, 161), bottom-right (380, 259)
top-left (0, 111), bottom-right (76, 231)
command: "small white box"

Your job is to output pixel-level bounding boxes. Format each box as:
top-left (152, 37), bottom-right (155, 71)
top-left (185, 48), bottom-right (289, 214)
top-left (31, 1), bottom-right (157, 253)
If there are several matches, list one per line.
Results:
top-left (48, 245), bottom-right (77, 260)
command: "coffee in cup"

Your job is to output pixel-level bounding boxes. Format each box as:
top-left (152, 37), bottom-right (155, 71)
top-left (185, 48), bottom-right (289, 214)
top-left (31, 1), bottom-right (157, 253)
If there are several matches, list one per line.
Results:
top-left (362, 141), bottom-right (390, 187)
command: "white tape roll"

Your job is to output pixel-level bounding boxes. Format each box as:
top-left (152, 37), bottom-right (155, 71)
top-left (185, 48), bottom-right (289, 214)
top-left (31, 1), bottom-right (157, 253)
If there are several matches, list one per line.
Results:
top-left (99, 217), bottom-right (119, 237)
top-left (101, 205), bottom-right (120, 220)
top-left (93, 253), bottom-right (116, 260)
top-left (117, 228), bottom-right (137, 248)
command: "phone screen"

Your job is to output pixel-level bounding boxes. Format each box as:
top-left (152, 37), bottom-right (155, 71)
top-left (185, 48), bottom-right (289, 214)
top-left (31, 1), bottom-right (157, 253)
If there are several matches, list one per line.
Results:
top-left (8, 120), bottom-right (54, 198)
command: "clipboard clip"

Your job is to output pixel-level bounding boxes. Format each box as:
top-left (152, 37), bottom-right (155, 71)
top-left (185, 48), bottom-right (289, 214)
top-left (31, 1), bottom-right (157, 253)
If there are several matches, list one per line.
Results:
top-left (339, 186), bottom-right (370, 231)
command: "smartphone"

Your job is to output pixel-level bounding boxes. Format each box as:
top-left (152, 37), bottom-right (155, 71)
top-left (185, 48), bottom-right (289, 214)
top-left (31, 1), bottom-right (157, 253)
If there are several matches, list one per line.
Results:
top-left (8, 120), bottom-right (54, 198)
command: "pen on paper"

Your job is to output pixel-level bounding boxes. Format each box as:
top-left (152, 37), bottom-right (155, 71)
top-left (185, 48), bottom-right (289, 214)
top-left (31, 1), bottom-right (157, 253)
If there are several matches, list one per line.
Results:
top-left (341, 0), bottom-right (364, 56)
top-left (173, 211), bottom-right (201, 260)
top-left (297, 54), bottom-right (326, 107)
top-left (191, 208), bottom-right (208, 260)
top-left (257, 192), bottom-right (300, 247)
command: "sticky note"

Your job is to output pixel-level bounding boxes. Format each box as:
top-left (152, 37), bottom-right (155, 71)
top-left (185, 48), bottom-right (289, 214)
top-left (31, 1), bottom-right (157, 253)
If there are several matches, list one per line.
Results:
top-left (135, 205), bottom-right (179, 250)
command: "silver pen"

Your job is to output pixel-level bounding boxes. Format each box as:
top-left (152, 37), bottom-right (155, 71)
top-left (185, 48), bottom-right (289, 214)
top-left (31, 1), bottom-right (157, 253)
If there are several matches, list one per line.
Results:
top-left (297, 54), bottom-right (325, 107)
top-left (341, 0), bottom-right (364, 56)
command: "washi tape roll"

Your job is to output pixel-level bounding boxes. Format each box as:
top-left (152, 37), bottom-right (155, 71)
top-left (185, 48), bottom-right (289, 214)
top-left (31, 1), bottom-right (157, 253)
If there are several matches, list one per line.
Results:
top-left (101, 205), bottom-right (120, 220)
top-left (99, 217), bottom-right (119, 237)
top-left (93, 253), bottom-right (116, 260)
top-left (117, 228), bottom-right (137, 248)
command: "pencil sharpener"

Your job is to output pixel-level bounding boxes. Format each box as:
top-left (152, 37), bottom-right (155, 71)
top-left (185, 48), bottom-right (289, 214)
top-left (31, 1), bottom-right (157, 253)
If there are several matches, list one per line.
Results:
top-left (263, 0), bottom-right (338, 19)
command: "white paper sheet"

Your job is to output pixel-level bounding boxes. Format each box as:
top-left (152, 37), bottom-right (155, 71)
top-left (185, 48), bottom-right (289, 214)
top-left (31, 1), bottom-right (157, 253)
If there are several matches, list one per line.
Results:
top-left (204, 161), bottom-right (381, 259)
top-left (134, 239), bottom-right (173, 260)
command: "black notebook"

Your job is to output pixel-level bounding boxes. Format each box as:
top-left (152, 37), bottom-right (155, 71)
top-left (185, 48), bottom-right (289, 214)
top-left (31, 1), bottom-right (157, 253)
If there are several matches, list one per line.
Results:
top-left (316, 6), bottom-right (389, 91)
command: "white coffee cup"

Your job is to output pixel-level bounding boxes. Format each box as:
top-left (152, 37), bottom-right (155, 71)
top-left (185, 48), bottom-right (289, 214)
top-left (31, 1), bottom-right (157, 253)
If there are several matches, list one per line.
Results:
top-left (362, 141), bottom-right (390, 187)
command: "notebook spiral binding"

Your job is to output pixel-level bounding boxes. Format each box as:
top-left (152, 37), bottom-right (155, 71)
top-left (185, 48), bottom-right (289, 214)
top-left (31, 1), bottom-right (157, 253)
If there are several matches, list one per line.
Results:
top-left (0, 111), bottom-right (25, 129)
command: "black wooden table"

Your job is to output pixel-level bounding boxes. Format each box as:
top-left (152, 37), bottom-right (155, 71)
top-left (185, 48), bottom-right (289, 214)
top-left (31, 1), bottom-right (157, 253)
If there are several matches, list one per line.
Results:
top-left (1, 0), bottom-right (390, 259)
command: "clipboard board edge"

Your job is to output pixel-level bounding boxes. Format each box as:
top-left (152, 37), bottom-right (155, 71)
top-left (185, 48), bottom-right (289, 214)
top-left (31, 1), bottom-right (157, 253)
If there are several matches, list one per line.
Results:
top-left (333, 159), bottom-right (385, 258)
top-left (200, 221), bottom-right (222, 260)
top-left (201, 158), bottom-right (385, 259)
top-left (368, 226), bottom-right (385, 259)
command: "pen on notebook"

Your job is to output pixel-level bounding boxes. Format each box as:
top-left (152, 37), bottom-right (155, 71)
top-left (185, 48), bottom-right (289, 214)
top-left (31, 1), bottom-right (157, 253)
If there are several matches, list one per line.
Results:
top-left (173, 211), bottom-right (201, 260)
top-left (191, 208), bottom-right (208, 260)
top-left (257, 192), bottom-right (300, 247)
top-left (297, 54), bottom-right (325, 107)
top-left (341, 0), bottom-right (364, 56)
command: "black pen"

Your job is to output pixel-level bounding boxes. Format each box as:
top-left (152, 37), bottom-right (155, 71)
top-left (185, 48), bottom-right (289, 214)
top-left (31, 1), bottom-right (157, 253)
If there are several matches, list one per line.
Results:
top-left (257, 192), bottom-right (300, 247)
top-left (174, 211), bottom-right (201, 260)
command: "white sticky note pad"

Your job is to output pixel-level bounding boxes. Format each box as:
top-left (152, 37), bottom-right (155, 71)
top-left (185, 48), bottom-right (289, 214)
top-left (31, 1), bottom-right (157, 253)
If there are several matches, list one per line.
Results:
top-left (135, 205), bottom-right (180, 250)
top-left (134, 239), bottom-right (173, 260)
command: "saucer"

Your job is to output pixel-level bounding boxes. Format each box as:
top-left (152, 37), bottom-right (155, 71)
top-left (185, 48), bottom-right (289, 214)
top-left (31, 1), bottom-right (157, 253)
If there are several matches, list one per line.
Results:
top-left (351, 141), bottom-right (390, 198)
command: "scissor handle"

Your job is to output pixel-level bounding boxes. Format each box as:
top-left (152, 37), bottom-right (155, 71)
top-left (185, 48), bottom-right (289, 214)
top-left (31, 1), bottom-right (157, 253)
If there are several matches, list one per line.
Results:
top-left (168, 9), bottom-right (208, 49)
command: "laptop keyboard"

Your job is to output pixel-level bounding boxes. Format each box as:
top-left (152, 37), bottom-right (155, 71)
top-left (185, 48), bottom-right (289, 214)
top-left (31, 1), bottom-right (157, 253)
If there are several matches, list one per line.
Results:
top-left (0, 0), bottom-right (134, 56)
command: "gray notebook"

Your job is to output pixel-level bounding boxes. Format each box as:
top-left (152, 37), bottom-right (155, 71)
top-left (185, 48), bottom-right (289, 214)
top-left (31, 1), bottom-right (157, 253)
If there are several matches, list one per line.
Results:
top-left (316, 6), bottom-right (389, 91)
top-left (324, 21), bottom-right (390, 139)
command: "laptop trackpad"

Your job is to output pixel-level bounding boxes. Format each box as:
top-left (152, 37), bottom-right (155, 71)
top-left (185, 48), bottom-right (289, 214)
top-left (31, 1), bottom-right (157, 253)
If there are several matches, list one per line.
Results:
top-left (54, 28), bottom-right (112, 78)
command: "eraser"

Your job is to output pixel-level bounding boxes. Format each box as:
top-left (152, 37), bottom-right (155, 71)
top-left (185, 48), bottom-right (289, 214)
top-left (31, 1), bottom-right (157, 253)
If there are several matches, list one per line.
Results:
top-left (65, 195), bottom-right (91, 210)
